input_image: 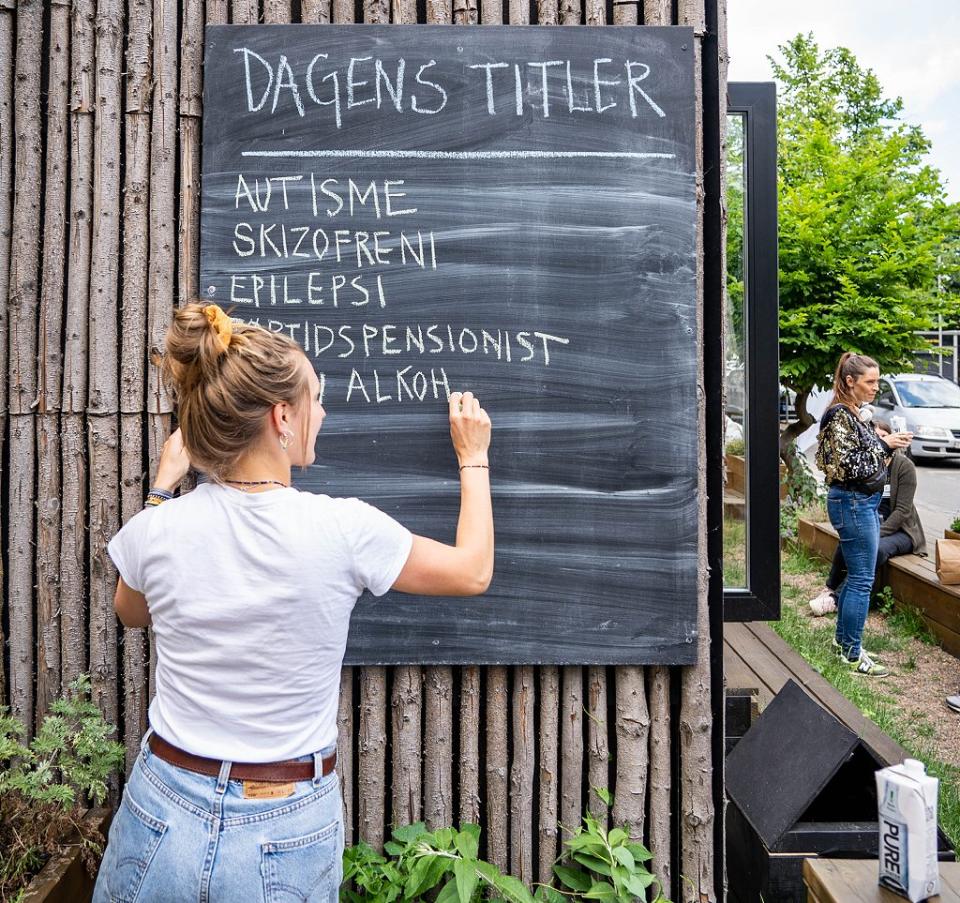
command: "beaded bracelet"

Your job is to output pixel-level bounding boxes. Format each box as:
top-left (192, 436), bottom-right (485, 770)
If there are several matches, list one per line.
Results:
top-left (459, 464), bottom-right (489, 472)
top-left (144, 487), bottom-right (174, 508)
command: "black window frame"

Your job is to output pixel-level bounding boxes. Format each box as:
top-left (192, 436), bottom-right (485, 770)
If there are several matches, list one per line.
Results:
top-left (724, 82), bottom-right (780, 621)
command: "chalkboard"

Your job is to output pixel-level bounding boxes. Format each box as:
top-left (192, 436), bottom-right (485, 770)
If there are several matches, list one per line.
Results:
top-left (200, 25), bottom-right (699, 665)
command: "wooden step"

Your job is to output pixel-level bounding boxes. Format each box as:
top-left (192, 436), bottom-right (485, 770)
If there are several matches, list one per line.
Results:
top-left (797, 518), bottom-right (960, 657)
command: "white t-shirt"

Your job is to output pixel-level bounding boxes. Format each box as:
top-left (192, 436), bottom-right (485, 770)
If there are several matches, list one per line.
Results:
top-left (108, 482), bottom-right (412, 762)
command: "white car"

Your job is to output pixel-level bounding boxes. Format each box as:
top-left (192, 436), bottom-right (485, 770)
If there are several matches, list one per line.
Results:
top-left (874, 374), bottom-right (960, 460)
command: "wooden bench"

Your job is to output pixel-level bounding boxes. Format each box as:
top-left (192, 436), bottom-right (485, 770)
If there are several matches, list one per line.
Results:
top-left (797, 518), bottom-right (960, 657)
top-left (724, 620), bottom-right (907, 767)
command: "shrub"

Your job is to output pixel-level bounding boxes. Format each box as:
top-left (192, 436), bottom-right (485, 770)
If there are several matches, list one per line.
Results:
top-left (341, 791), bottom-right (670, 903)
top-left (0, 675), bottom-right (125, 901)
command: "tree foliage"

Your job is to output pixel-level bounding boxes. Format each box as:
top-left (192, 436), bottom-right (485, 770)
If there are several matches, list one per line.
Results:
top-left (768, 34), bottom-right (960, 453)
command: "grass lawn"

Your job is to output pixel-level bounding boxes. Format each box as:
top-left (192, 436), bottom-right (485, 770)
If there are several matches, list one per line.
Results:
top-left (724, 517), bottom-right (960, 850)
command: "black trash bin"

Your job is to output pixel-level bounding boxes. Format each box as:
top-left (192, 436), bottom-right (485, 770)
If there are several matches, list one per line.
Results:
top-left (725, 679), bottom-right (955, 903)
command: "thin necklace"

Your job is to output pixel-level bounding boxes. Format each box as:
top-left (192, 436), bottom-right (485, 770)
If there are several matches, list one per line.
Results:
top-left (223, 478), bottom-right (289, 492)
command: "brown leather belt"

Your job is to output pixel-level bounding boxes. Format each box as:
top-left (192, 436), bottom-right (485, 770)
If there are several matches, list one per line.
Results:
top-left (149, 733), bottom-right (336, 783)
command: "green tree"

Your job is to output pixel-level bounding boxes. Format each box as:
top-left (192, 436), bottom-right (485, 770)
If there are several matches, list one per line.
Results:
top-left (770, 34), bottom-right (960, 468)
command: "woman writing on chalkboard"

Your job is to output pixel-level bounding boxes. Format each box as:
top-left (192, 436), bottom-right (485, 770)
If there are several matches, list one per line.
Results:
top-left (93, 302), bottom-right (493, 903)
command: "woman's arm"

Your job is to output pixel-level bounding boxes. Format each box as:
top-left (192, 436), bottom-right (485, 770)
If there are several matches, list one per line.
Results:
top-left (392, 391), bottom-right (493, 596)
top-left (115, 578), bottom-right (152, 627)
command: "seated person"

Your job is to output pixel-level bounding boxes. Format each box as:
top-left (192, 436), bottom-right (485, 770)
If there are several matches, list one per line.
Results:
top-left (810, 419), bottom-right (926, 616)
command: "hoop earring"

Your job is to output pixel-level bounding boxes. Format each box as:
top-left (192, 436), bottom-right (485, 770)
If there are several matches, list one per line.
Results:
top-left (279, 431), bottom-right (291, 451)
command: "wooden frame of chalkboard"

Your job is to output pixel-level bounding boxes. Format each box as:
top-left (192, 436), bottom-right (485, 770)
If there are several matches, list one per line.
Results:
top-left (199, 24), bottom-right (702, 665)
top-left (723, 82), bottom-right (780, 622)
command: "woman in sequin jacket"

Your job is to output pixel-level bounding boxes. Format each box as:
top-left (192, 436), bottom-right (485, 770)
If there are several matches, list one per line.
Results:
top-left (815, 353), bottom-right (912, 676)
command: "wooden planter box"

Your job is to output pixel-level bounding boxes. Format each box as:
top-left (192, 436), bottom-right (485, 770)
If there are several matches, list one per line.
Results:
top-left (725, 453), bottom-right (789, 501)
top-left (945, 529), bottom-right (960, 541)
top-left (19, 808), bottom-right (111, 903)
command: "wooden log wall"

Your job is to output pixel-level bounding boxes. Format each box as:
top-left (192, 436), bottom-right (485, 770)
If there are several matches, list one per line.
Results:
top-left (0, 2), bottom-right (724, 899)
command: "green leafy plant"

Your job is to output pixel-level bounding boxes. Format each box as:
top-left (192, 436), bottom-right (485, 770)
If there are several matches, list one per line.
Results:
top-left (779, 440), bottom-right (823, 540)
top-left (341, 791), bottom-right (671, 903)
top-left (949, 514), bottom-right (960, 533)
top-left (725, 437), bottom-right (745, 457)
top-left (0, 675), bottom-right (125, 902)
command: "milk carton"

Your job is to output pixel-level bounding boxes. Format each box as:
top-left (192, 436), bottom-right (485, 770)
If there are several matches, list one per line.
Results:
top-left (876, 759), bottom-right (940, 901)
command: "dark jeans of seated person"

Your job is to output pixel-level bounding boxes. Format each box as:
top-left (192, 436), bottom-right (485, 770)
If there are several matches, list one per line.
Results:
top-left (826, 499), bottom-right (914, 596)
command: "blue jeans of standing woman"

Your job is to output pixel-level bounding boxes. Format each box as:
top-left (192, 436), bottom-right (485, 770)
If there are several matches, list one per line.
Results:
top-left (92, 731), bottom-right (343, 903)
top-left (827, 485), bottom-right (881, 659)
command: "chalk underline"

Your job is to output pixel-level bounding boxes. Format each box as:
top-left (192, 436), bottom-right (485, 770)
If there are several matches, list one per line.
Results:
top-left (240, 149), bottom-right (676, 160)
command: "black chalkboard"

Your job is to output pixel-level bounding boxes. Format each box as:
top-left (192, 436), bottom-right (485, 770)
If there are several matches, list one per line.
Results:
top-left (200, 25), bottom-right (699, 665)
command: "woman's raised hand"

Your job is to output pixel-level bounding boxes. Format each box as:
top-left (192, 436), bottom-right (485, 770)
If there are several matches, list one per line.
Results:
top-left (154, 428), bottom-right (192, 491)
top-left (449, 391), bottom-right (491, 467)
top-left (885, 431), bottom-right (914, 450)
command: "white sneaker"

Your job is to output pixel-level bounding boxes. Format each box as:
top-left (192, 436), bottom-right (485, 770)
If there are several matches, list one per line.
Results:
top-left (809, 589), bottom-right (837, 616)
top-left (840, 650), bottom-right (889, 677)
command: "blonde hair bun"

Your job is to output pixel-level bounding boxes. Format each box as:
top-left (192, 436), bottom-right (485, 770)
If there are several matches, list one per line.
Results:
top-left (161, 302), bottom-right (310, 480)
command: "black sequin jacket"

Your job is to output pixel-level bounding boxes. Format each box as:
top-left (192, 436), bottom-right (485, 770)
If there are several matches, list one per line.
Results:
top-left (815, 405), bottom-right (890, 486)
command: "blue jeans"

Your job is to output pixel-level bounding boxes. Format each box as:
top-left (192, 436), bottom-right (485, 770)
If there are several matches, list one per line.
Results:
top-left (827, 486), bottom-right (881, 659)
top-left (93, 732), bottom-right (343, 903)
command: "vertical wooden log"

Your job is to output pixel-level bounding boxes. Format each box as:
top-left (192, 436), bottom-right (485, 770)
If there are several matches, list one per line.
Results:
top-left (36, 0), bottom-right (71, 720)
top-left (453, 0), bottom-right (477, 25)
top-left (146, 412), bottom-right (171, 699)
top-left (391, 666), bottom-right (422, 826)
top-left (612, 0), bottom-right (636, 24)
top-left (7, 417), bottom-right (36, 725)
top-left (426, 0), bottom-right (451, 23)
top-left (559, 0), bottom-right (579, 25)
top-left (392, 0), bottom-right (415, 25)
top-left (231, 0), bottom-right (257, 23)
top-left (88, 413), bottom-right (121, 729)
top-left (358, 667), bottom-right (387, 850)
top-left (0, 0), bottom-right (15, 706)
top-left (612, 667), bottom-right (648, 839)
top-left (508, 0), bottom-right (527, 24)
top-left (301, 0), bottom-right (332, 23)
top-left (424, 666), bottom-right (453, 829)
top-left (120, 0), bottom-right (152, 772)
top-left (642, 0), bottom-right (669, 23)
top-left (87, 0), bottom-right (124, 728)
top-left (363, 0), bottom-right (388, 24)
top-left (206, 0), bottom-right (228, 22)
top-left (7, 0), bottom-right (44, 728)
top-left (481, 0), bottom-right (501, 24)
top-left (35, 416), bottom-right (62, 722)
top-left (538, 666), bottom-right (560, 885)
top-left (485, 666), bottom-right (509, 870)
top-left (148, 0), bottom-right (177, 488)
top-left (586, 667), bottom-right (609, 826)
top-left (459, 666), bottom-right (481, 825)
top-left (647, 665), bottom-right (671, 894)
top-left (559, 666), bottom-right (582, 843)
top-left (584, 0), bottom-right (603, 25)
top-left (263, 0), bottom-right (291, 22)
top-left (179, 0), bottom-right (204, 304)
top-left (333, 0), bottom-right (354, 23)
top-left (678, 0), bottom-right (715, 898)
top-left (509, 666), bottom-right (535, 885)
top-left (120, 415), bottom-right (147, 771)
top-left (537, 0), bottom-right (557, 24)
top-left (338, 668), bottom-right (355, 845)
top-left (61, 0), bottom-right (95, 689)
top-left (61, 416), bottom-right (88, 685)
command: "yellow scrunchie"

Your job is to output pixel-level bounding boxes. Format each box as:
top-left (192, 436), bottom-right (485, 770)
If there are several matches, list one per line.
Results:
top-left (204, 304), bottom-right (233, 354)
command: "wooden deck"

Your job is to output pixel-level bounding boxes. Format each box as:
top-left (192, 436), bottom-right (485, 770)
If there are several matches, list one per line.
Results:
top-left (798, 518), bottom-right (960, 657)
top-left (724, 620), bottom-right (906, 767)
